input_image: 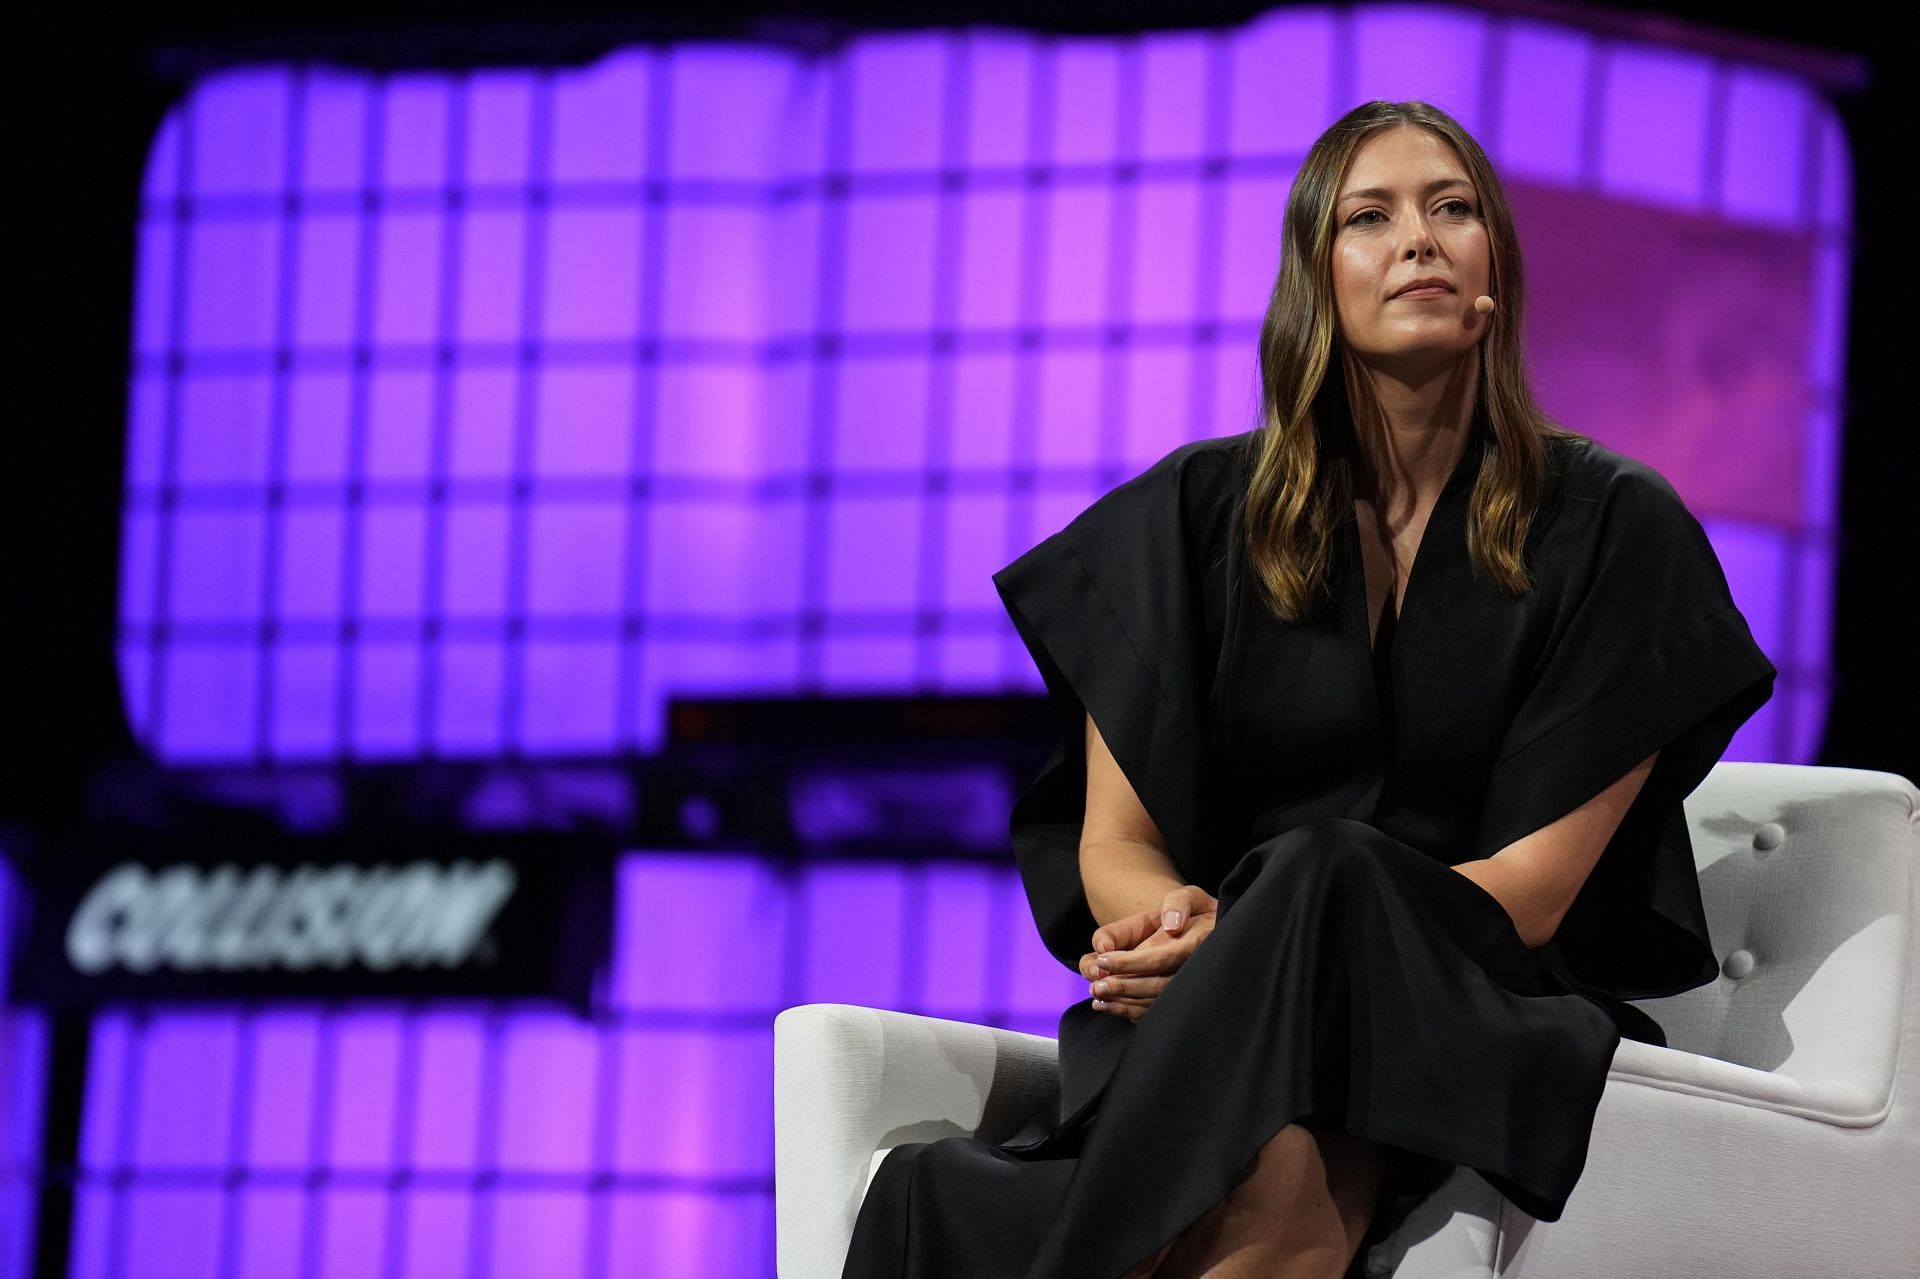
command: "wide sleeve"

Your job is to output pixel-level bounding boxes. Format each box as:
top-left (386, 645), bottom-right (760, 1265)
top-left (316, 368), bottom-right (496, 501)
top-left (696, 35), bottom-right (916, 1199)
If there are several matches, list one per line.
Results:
top-left (1474, 455), bottom-right (1776, 1006)
top-left (990, 440), bottom-right (1242, 970)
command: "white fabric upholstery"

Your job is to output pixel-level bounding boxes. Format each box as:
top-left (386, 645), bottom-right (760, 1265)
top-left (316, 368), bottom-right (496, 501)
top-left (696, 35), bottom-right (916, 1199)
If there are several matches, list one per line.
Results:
top-left (773, 762), bottom-right (1920, 1277)
top-left (773, 1005), bottom-right (1061, 1278)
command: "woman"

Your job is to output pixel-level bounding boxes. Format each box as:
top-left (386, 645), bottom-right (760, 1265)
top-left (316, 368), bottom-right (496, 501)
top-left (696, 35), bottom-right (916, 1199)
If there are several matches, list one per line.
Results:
top-left (842, 100), bottom-right (1774, 1279)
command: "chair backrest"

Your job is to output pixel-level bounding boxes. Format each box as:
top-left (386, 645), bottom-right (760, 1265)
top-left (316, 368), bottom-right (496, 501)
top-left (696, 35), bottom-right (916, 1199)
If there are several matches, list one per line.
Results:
top-left (1631, 762), bottom-right (1918, 1112)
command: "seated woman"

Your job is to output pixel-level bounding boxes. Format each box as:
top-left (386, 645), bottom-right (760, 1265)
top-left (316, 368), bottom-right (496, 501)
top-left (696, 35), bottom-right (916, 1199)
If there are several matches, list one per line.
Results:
top-left (842, 98), bottom-right (1775, 1279)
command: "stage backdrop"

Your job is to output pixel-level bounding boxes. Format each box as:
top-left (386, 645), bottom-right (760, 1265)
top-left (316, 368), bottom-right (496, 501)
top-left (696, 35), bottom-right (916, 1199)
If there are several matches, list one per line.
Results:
top-left (2, 5), bottom-right (1851, 1278)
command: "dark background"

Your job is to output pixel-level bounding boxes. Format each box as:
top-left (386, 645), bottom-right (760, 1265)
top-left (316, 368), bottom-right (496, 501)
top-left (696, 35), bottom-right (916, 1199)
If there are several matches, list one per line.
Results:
top-left (12, 0), bottom-right (1910, 852)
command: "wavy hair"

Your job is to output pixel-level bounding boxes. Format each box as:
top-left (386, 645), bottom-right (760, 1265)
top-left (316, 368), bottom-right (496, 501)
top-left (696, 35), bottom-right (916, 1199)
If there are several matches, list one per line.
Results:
top-left (1245, 99), bottom-right (1579, 622)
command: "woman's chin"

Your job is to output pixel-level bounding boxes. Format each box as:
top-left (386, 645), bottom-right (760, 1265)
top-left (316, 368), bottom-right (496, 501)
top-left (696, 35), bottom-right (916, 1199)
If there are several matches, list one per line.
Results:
top-left (1349, 336), bottom-right (1482, 380)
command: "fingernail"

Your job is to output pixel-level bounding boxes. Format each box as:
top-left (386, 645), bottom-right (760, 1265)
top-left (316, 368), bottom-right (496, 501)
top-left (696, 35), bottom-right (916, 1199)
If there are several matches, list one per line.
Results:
top-left (1093, 980), bottom-right (1109, 996)
top-left (1094, 953), bottom-right (1111, 970)
top-left (1091, 998), bottom-right (1109, 1011)
top-left (1164, 911), bottom-right (1182, 930)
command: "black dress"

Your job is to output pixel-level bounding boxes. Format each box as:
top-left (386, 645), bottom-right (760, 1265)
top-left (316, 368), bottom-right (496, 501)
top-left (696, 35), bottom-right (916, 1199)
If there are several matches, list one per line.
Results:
top-left (842, 427), bottom-right (1776, 1279)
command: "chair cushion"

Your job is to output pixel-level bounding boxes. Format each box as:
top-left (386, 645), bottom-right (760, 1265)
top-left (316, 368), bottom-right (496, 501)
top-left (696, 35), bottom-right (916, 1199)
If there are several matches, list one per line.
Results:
top-left (1631, 762), bottom-right (1917, 1114)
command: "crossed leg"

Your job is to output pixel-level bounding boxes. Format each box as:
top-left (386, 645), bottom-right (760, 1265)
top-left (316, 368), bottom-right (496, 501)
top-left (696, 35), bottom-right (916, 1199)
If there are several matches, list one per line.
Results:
top-left (1121, 1121), bottom-right (1385, 1279)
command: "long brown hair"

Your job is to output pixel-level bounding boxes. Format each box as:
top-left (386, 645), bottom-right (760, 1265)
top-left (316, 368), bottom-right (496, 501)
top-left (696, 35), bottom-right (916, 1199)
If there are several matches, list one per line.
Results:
top-left (1246, 99), bottom-right (1578, 622)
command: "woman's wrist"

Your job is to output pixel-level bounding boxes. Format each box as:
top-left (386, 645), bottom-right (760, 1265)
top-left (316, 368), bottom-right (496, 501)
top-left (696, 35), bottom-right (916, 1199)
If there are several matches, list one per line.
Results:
top-left (1080, 836), bottom-right (1188, 928)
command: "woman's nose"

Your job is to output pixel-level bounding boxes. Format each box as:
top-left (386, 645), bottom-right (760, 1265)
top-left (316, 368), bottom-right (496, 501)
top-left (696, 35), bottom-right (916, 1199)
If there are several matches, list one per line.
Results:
top-left (1401, 217), bottom-right (1437, 259)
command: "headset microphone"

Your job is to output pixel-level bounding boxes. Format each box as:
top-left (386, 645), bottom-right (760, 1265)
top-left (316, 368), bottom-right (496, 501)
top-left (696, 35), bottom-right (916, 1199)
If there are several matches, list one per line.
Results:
top-left (1473, 295), bottom-right (1495, 315)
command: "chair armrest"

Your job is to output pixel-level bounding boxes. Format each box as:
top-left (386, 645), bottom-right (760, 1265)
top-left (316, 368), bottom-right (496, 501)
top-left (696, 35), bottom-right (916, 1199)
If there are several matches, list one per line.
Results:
top-left (1605, 1038), bottom-right (1891, 1126)
top-left (773, 1003), bottom-right (1060, 1279)
top-left (1496, 1041), bottom-right (1920, 1279)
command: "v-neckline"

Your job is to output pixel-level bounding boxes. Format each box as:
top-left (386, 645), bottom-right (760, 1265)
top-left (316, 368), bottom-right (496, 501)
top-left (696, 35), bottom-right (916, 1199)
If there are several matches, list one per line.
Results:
top-left (1346, 429), bottom-right (1484, 662)
top-left (1370, 585), bottom-right (1400, 662)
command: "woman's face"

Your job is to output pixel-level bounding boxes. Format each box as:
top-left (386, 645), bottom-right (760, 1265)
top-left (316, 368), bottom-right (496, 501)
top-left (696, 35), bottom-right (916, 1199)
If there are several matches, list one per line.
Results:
top-left (1331, 126), bottom-right (1492, 375)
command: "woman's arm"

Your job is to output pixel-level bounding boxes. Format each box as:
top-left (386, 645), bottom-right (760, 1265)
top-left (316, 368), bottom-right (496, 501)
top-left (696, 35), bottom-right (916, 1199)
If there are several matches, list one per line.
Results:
top-left (1452, 750), bottom-right (1660, 949)
top-left (1080, 711), bottom-right (1185, 926)
top-left (1078, 713), bottom-right (1220, 1020)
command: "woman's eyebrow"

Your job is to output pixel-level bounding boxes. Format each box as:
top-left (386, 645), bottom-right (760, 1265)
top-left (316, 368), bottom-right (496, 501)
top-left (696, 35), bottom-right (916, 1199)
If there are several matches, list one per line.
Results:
top-left (1339, 177), bottom-right (1473, 205)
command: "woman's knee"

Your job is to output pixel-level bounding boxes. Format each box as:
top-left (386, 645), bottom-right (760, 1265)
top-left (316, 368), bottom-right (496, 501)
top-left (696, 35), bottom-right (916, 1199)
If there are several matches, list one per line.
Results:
top-left (1268, 1123), bottom-right (1386, 1220)
top-left (1227, 1122), bottom-right (1385, 1226)
top-left (1224, 818), bottom-right (1397, 908)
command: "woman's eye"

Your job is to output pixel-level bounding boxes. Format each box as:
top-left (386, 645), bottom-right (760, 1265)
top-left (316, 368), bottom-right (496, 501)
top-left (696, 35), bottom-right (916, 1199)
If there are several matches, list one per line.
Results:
top-left (1348, 209), bottom-right (1384, 226)
top-left (1439, 199), bottom-right (1474, 217)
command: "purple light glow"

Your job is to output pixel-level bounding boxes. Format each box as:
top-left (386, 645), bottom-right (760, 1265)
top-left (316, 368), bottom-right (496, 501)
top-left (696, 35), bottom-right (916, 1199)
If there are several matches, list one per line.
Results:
top-left (315, 1190), bottom-right (388, 1278)
top-left (1049, 38), bottom-right (1125, 167)
top-left (848, 37), bottom-right (949, 174)
top-left (961, 37), bottom-right (1036, 169)
top-left (549, 52), bottom-right (652, 185)
top-left (831, 356), bottom-right (935, 473)
top-left (185, 220), bottom-right (281, 352)
top-left (1228, 12), bottom-right (1336, 156)
top-left (1720, 68), bottom-right (1809, 225)
top-left (234, 1188), bottom-right (304, 1277)
top-left (194, 71), bottom-right (290, 195)
top-left (372, 212), bottom-right (445, 347)
top-left (300, 74), bottom-right (370, 193)
top-left (271, 643), bottom-right (343, 755)
top-left (520, 640), bottom-right (622, 748)
top-left (1137, 34), bottom-right (1212, 162)
top-left (286, 371), bottom-right (355, 481)
top-left (121, 1187), bottom-right (224, 1279)
top-left (351, 642), bottom-right (425, 757)
top-left (454, 212), bottom-right (528, 346)
top-left (540, 209), bottom-right (645, 343)
top-left (1601, 45), bottom-right (1716, 208)
top-left (1353, 6), bottom-right (1487, 132)
top-left (158, 646), bottom-right (259, 758)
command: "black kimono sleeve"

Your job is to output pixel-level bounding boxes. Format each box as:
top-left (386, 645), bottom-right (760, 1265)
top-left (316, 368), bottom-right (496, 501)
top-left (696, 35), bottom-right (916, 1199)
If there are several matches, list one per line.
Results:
top-left (1473, 450), bottom-right (1776, 1011)
top-left (990, 438), bottom-right (1244, 970)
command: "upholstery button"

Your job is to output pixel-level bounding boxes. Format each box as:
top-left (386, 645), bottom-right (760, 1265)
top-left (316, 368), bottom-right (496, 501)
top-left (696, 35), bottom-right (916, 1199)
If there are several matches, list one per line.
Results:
top-left (1722, 948), bottom-right (1755, 979)
top-left (1753, 823), bottom-right (1786, 850)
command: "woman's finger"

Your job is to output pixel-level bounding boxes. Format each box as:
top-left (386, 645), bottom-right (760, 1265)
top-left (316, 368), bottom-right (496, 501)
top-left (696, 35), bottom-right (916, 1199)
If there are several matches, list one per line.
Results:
top-left (1091, 908), bottom-right (1158, 957)
top-left (1158, 883), bottom-right (1223, 936)
top-left (1096, 934), bottom-right (1195, 976)
top-left (1090, 994), bottom-right (1154, 1016)
top-left (1091, 973), bottom-right (1169, 1001)
top-left (1086, 945), bottom-right (1175, 987)
top-left (1159, 886), bottom-right (1196, 935)
top-left (1090, 992), bottom-right (1155, 1009)
top-left (1083, 951), bottom-right (1155, 982)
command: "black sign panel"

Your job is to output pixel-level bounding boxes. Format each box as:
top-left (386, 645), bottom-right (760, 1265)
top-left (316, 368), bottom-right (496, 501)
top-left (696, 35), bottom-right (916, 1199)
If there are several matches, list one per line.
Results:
top-left (9, 829), bottom-right (613, 1010)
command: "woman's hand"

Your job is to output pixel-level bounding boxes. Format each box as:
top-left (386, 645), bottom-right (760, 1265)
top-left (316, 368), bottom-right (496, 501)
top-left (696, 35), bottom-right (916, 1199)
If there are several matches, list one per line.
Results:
top-left (1077, 885), bottom-right (1219, 1021)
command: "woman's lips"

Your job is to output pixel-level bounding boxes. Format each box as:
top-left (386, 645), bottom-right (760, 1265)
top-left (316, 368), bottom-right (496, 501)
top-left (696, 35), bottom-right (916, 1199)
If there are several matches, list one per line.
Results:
top-left (1390, 285), bottom-right (1454, 300)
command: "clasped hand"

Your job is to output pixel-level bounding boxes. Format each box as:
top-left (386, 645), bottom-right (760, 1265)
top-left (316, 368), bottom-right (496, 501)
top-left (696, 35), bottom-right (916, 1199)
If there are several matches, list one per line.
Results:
top-left (1077, 885), bottom-right (1219, 1021)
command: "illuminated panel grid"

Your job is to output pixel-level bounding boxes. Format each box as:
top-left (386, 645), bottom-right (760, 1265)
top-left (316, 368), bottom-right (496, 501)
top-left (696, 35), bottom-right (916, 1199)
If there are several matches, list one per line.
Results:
top-left (82, 7), bottom-right (1855, 1279)
top-left (116, 16), bottom-right (1848, 774)
top-left (54, 855), bottom-right (1072, 1279)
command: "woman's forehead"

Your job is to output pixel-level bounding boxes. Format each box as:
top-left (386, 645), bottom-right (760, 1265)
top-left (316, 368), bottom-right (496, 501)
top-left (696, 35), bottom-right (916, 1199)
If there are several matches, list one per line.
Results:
top-left (1339, 128), bottom-right (1471, 196)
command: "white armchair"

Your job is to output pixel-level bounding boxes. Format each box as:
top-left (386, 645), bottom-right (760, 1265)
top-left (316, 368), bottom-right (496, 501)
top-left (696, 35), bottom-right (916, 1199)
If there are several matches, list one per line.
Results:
top-left (773, 763), bottom-right (1920, 1278)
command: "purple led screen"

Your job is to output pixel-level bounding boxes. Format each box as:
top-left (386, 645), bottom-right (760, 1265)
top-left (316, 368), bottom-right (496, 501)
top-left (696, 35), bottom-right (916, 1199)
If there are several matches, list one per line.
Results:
top-left (36, 857), bottom-right (1074, 1279)
top-left (33, 6), bottom-right (1853, 1278)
